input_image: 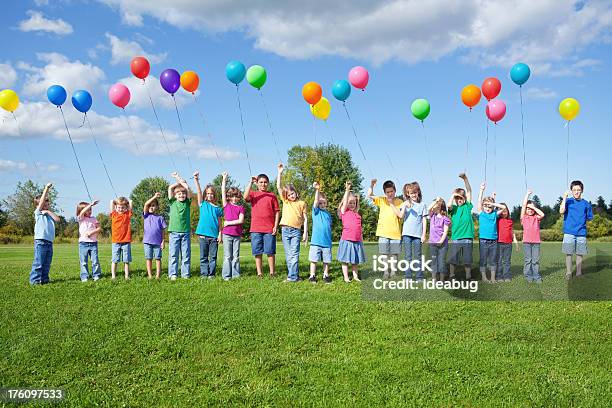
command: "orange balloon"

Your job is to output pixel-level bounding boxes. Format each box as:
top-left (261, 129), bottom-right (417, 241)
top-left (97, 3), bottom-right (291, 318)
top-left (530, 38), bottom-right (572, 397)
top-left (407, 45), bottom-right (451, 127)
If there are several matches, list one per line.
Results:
top-left (461, 84), bottom-right (481, 109)
top-left (302, 82), bottom-right (322, 105)
top-left (181, 71), bottom-right (199, 93)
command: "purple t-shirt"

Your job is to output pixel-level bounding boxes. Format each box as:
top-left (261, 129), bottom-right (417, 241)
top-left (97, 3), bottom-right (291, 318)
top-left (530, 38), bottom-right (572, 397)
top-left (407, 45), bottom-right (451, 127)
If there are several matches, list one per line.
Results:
top-left (143, 212), bottom-right (167, 245)
top-left (429, 213), bottom-right (451, 244)
top-left (222, 203), bottom-right (245, 237)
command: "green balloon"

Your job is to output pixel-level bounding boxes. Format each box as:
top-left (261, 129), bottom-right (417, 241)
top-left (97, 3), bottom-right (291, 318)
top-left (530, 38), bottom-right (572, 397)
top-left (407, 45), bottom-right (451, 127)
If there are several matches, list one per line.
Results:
top-left (411, 98), bottom-right (430, 121)
top-left (246, 65), bottom-right (267, 89)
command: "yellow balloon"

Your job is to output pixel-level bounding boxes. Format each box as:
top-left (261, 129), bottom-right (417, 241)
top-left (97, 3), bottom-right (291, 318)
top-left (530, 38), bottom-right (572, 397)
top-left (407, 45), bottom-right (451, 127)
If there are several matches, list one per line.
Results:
top-left (0, 89), bottom-right (19, 113)
top-left (559, 97), bottom-right (580, 121)
top-left (310, 96), bottom-right (331, 121)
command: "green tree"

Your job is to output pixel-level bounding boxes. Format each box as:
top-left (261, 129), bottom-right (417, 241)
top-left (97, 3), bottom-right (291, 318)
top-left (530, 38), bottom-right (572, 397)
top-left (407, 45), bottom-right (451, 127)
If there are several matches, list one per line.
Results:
top-left (97, 213), bottom-right (111, 238)
top-left (594, 196), bottom-right (608, 215)
top-left (587, 214), bottom-right (612, 238)
top-left (3, 180), bottom-right (59, 235)
top-left (129, 177), bottom-right (171, 234)
top-left (0, 201), bottom-right (7, 228)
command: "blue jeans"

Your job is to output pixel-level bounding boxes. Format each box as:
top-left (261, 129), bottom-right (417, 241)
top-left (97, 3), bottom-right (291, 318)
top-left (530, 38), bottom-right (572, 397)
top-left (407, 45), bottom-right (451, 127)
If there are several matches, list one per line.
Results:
top-left (402, 235), bottom-right (423, 279)
top-left (497, 243), bottom-right (512, 280)
top-left (523, 243), bottom-right (541, 281)
top-left (79, 242), bottom-right (101, 281)
top-left (282, 226), bottom-right (301, 281)
top-left (222, 234), bottom-right (241, 279)
top-left (30, 239), bottom-right (53, 284)
top-left (199, 236), bottom-right (218, 277)
top-left (169, 232), bottom-right (191, 278)
top-left (430, 243), bottom-right (447, 276)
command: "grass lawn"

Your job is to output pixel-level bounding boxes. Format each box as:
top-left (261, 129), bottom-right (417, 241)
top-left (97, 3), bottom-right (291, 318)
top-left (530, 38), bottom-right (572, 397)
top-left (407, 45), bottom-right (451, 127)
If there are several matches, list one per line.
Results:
top-left (1, 242), bottom-right (611, 407)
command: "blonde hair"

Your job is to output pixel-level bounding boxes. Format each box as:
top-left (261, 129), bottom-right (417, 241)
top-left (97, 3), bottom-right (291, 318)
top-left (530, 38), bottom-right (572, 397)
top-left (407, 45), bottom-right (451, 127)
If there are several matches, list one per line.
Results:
top-left (338, 192), bottom-right (360, 212)
top-left (403, 182), bottom-right (422, 203)
top-left (174, 185), bottom-right (187, 195)
top-left (113, 196), bottom-right (129, 207)
top-left (281, 184), bottom-right (299, 201)
top-left (483, 196), bottom-right (495, 204)
top-left (431, 200), bottom-right (447, 216)
top-left (76, 201), bottom-right (89, 217)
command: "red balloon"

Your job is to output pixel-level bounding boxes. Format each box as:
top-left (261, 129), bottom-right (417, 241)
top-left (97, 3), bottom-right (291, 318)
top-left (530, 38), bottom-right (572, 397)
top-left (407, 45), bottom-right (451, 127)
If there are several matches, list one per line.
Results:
top-left (482, 77), bottom-right (501, 101)
top-left (131, 56), bottom-right (150, 80)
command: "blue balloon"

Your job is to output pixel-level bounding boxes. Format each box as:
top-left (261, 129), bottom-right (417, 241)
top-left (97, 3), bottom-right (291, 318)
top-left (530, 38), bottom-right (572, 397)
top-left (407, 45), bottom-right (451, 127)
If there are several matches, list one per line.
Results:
top-left (226, 60), bottom-right (246, 85)
top-left (332, 80), bottom-right (351, 102)
top-left (71, 90), bottom-right (92, 113)
top-left (510, 63), bottom-right (530, 86)
top-left (47, 85), bottom-right (67, 106)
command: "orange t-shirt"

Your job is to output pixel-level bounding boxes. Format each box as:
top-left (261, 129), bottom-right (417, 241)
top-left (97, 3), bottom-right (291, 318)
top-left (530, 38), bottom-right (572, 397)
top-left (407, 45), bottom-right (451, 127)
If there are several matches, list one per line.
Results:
top-left (111, 210), bottom-right (132, 243)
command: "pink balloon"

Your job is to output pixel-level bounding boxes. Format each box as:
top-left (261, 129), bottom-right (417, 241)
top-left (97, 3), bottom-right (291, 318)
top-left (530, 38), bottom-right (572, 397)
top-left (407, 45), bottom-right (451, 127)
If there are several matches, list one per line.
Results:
top-left (108, 83), bottom-right (130, 109)
top-left (348, 66), bottom-right (369, 90)
top-left (485, 99), bottom-right (506, 123)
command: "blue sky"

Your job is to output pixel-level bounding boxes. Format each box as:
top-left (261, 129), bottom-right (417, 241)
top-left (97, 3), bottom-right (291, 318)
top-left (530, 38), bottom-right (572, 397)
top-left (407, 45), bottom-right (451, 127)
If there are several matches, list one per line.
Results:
top-left (2, 0), bottom-right (612, 216)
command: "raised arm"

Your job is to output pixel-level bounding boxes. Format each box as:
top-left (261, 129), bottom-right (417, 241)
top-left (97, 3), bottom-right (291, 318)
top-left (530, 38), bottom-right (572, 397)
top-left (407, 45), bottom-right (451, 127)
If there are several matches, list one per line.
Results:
top-left (183, 175), bottom-right (192, 199)
top-left (527, 202), bottom-right (545, 219)
top-left (193, 171), bottom-right (203, 206)
top-left (477, 182), bottom-right (486, 212)
top-left (560, 190), bottom-right (570, 214)
top-left (109, 199), bottom-right (115, 213)
top-left (312, 182), bottom-right (320, 209)
top-left (340, 181), bottom-right (351, 214)
top-left (276, 163), bottom-right (284, 199)
top-left (390, 202), bottom-right (405, 219)
top-left (37, 183), bottom-right (52, 211)
top-left (491, 202), bottom-right (506, 216)
top-left (243, 176), bottom-right (256, 201)
top-left (221, 172), bottom-right (228, 207)
top-left (144, 193), bottom-right (161, 213)
top-left (521, 190), bottom-right (531, 218)
top-left (79, 199), bottom-right (99, 218)
top-left (447, 193), bottom-right (456, 211)
top-left (367, 178), bottom-right (377, 199)
top-left (128, 199), bottom-right (133, 211)
top-left (460, 173), bottom-right (472, 202)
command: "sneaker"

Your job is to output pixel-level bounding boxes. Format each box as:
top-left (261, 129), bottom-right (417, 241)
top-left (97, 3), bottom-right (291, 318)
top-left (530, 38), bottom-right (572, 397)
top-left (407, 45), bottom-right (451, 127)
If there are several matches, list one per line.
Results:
top-left (323, 275), bottom-right (332, 284)
top-left (308, 275), bottom-right (317, 284)
top-left (93, 276), bottom-right (100, 282)
top-left (81, 278), bottom-right (88, 283)
top-left (223, 278), bottom-right (231, 282)
top-left (170, 276), bottom-right (177, 281)
top-left (504, 279), bottom-right (511, 282)
top-left (208, 276), bottom-right (215, 280)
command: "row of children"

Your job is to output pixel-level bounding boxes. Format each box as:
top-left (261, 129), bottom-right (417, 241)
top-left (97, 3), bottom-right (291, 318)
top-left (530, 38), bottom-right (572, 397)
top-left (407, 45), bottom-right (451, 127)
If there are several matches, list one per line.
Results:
top-left (29, 170), bottom-right (593, 285)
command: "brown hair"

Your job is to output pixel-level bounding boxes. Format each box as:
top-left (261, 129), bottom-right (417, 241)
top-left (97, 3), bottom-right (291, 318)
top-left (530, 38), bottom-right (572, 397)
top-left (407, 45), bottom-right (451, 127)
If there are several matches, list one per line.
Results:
top-left (431, 199), bottom-right (447, 216)
top-left (403, 182), bottom-right (422, 203)
top-left (281, 184), bottom-right (299, 201)
top-left (226, 187), bottom-right (241, 199)
top-left (76, 201), bottom-right (89, 217)
top-left (149, 198), bottom-right (159, 207)
top-left (204, 184), bottom-right (216, 202)
top-left (453, 188), bottom-right (466, 198)
top-left (113, 196), bottom-right (129, 206)
top-left (499, 202), bottom-right (510, 218)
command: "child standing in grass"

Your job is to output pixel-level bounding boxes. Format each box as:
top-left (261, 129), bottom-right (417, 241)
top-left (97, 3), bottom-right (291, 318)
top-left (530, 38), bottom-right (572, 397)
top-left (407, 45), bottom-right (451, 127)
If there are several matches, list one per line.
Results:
top-left (368, 179), bottom-right (403, 278)
top-left (277, 163), bottom-right (308, 282)
top-left (560, 180), bottom-right (593, 279)
top-left (337, 181), bottom-right (365, 282)
top-left (143, 192), bottom-right (167, 280)
top-left (221, 171), bottom-right (244, 280)
top-left (30, 182), bottom-right (59, 285)
top-left (521, 189), bottom-right (544, 282)
top-left (309, 182), bottom-right (333, 284)
top-left (194, 171), bottom-right (223, 279)
top-left (427, 197), bottom-right (450, 281)
top-left (391, 182), bottom-right (427, 280)
top-left (496, 203), bottom-right (518, 282)
top-left (167, 172), bottom-right (193, 280)
top-left (77, 199), bottom-right (101, 282)
top-left (110, 196), bottom-right (133, 280)
top-left (244, 172), bottom-right (280, 278)
top-left (477, 182), bottom-right (505, 283)
top-left (448, 173), bottom-right (474, 280)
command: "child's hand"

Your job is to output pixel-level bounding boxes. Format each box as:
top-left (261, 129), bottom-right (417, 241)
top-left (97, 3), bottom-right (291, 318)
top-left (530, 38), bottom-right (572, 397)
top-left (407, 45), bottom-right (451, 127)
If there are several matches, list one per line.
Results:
top-left (251, 176), bottom-right (258, 184)
top-left (91, 199), bottom-right (99, 206)
top-left (479, 182), bottom-right (486, 191)
top-left (193, 171), bottom-right (199, 180)
top-left (492, 192), bottom-right (496, 199)
top-left (40, 210), bottom-right (49, 215)
top-left (526, 189), bottom-right (533, 196)
top-left (563, 191), bottom-right (571, 198)
top-left (345, 181), bottom-right (352, 191)
top-left (302, 232), bottom-right (308, 243)
top-left (170, 171), bottom-right (179, 179)
top-left (277, 163), bottom-right (284, 173)
top-left (458, 173), bottom-right (467, 180)
top-left (313, 182), bottom-right (320, 191)
top-left (154, 192), bottom-right (161, 199)
top-left (222, 171), bottom-right (228, 179)
top-left (370, 178), bottom-right (377, 186)
top-left (45, 182), bottom-right (53, 189)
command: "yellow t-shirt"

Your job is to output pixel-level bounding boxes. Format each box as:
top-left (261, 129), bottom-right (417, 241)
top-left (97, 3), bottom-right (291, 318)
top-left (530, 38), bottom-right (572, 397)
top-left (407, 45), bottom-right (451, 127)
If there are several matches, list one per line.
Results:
top-left (373, 197), bottom-right (403, 240)
top-left (280, 199), bottom-right (306, 229)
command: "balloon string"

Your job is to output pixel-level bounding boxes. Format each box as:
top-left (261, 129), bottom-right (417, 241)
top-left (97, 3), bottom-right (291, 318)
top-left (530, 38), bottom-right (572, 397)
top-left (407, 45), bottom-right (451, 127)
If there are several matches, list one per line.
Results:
top-left (258, 90), bottom-right (283, 163)
top-left (421, 121), bottom-right (436, 192)
top-left (464, 109), bottom-right (471, 174)
top-left (122, 109), bottom-right (151, 178)
top-left (493, 123), bottom-right (497, 191)
top-left (143, 79), bottom-right (177, 170)
top-left (85, 114), bottom-right (118, 198)
top-left (484, 118), bottom-right (489, 183)
top-left (192, 93), bottom-right (223, 169)
top-left (324, 120), bottom-right (335, 144)
top-left (171, 94), bottom-right (193, 174)
top-left (342, 102), bottom-right (373, 178)
top-left (374, 120), bottom-right (395, 172)
top-left (59, 106), bottom-right (92, 201)
top-left (235, 85), bottom-right (252, 176)
top-left (312, 113), bottom-right (317, 146)
top-left (11, 112), bottom-right (41, 180)
top-left (566, 121), bottom-right (570, 187)
top-left (519, 86), bottom-right (528, 190)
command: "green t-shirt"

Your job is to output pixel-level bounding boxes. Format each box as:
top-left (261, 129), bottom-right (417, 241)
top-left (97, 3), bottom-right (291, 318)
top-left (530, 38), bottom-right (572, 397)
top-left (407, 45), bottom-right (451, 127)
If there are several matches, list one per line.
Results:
top-left (168, 197), bottom-right (191, 233)
top-left (450, 201), bottom-right (474, 240)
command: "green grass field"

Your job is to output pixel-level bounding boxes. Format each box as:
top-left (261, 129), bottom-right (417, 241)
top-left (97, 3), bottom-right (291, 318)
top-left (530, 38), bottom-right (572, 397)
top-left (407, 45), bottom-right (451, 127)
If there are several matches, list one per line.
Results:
top-left (1, 242), bottom-right (611, 407)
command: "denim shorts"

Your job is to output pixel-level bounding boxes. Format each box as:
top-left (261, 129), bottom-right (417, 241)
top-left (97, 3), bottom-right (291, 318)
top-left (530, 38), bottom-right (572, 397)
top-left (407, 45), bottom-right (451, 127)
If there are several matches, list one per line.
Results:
top-left (448, 239), bottom-right (473, 265)
top-left (309, 245), bottom-right (332, 263)
top-left (562, 234), bottom-right (587, 255)
top-left (112, 242), bottom-right (132, 263)
top-left (144, 243), bottom-right (162, 260)
top-left (378, 237), bottom-right (401, 255)
top-left (479, 239), bottom-right (498, 268)
top-left (251, 232), bottom-right (276, 255)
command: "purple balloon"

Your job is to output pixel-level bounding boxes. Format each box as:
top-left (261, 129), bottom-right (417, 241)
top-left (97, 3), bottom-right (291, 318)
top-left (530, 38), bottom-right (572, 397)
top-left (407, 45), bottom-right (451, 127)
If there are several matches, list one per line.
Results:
top-left (160, 69), bottom-right (181, 95)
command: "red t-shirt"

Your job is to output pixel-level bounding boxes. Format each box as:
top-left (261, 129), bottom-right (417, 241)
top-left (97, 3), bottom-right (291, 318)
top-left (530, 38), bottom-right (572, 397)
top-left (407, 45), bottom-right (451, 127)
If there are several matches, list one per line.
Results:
top-left (497, 218), bottom-right (513, 243)
top-left (247, 191), bottom-right (280, 233)
top-left (111, 210), bottom-right (132, 243)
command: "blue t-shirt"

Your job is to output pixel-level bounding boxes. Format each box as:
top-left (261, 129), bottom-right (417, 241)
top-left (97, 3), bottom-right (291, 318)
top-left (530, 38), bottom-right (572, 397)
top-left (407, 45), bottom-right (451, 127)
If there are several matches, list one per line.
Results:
top-left (34, 208), bottom-right (55, 242)
top-left (195, 201), bottom-right (223, 238)
top-left (401, 201), bottom-right (428, 238)
top-left (311, 207), bottom-right (332, 248)
top-left (478, 211), bottom-right (498, 240)
top-left (563, 197), bottom-right (593, 236)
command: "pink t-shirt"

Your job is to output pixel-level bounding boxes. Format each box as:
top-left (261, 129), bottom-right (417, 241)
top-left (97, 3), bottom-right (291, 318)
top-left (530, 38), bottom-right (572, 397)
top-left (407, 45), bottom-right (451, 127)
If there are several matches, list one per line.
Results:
top-left (340, 209), bottom-right (362, 242)
top-left (222, 203), bottom-right (245, 237)
top-left (521, 215), bottom-right (541, 243)
top-left (78, 216), bottom-right (99, 243)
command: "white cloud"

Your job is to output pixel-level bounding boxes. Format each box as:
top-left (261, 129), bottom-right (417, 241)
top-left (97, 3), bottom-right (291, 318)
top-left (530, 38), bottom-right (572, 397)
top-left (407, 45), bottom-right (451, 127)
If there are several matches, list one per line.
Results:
top-left (0, 101), bottom-right (240, 162)
top-left (0, 159), bottom-right (60, 176)
top-left (20, 53), bottom-right (106, 98)
top-left (97, 0), bottom-right (612, 73)
top-left (34, 0), bottom-right (50, 6)
top-left (105, 33), bottom-right (166, 65)
top-left (523, 87), bottom-right (558, 100)
top-left (0, 63), bottom-right (18, 89)
top-left (18, 10), bottom-right (73, 36)
top-left (0, 159), bottom-right (27, 172)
